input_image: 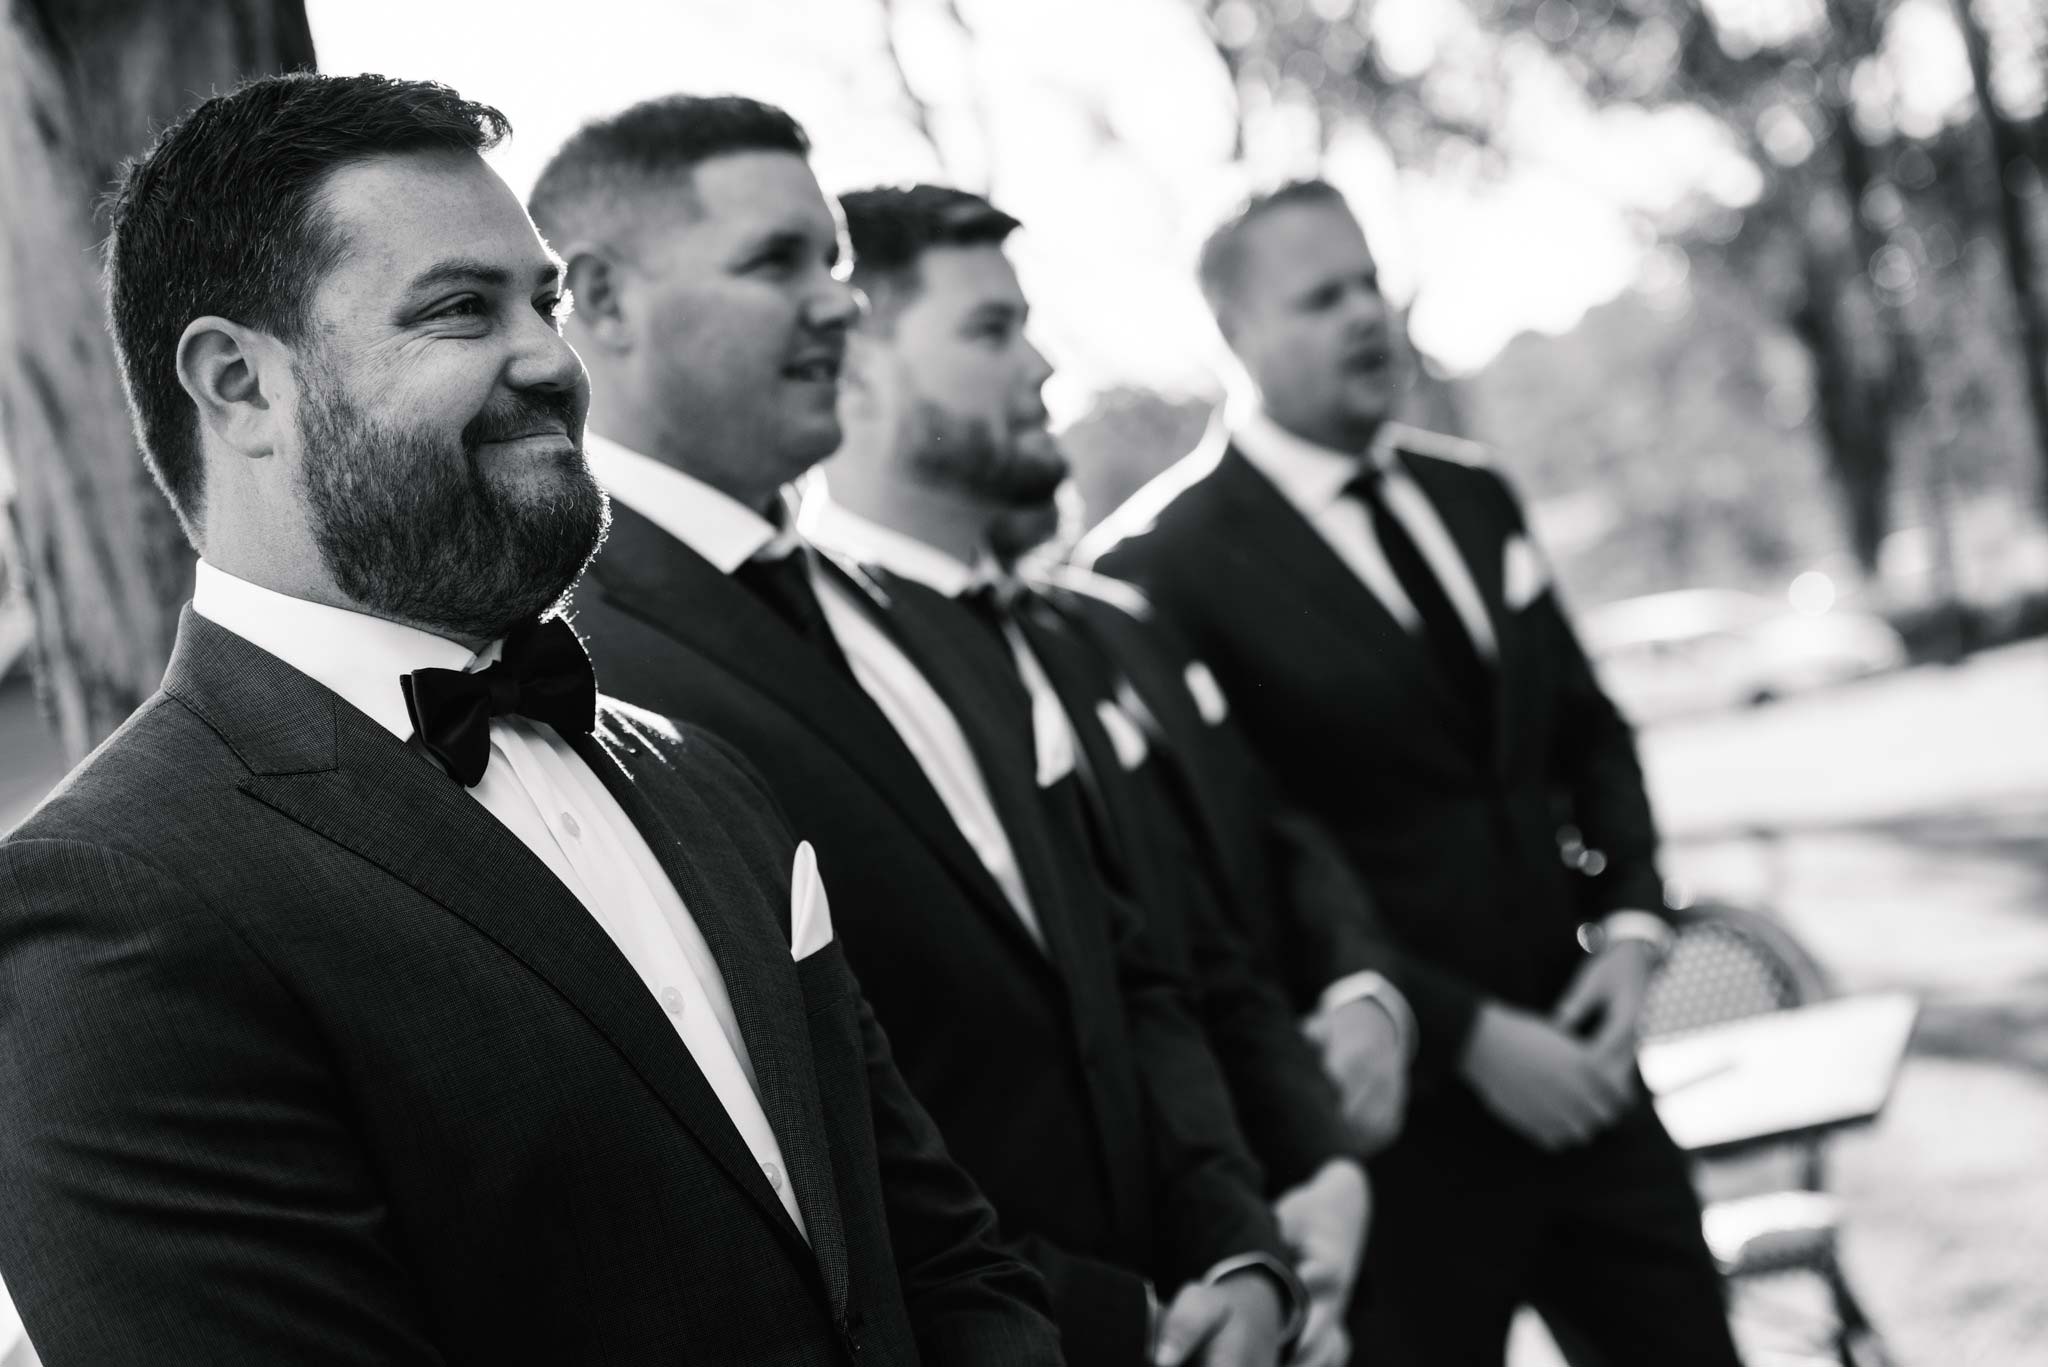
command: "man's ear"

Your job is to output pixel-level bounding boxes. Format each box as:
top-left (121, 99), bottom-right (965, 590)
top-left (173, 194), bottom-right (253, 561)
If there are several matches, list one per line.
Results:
top-left (175, 316), bottom-right (282, 460)
top-left (562, 245), bottom-right (629, 350)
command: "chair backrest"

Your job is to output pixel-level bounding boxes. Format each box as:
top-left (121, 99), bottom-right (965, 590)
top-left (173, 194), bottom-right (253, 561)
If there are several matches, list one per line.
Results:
top-left (1641, 900), bottom-right (1832, 1040)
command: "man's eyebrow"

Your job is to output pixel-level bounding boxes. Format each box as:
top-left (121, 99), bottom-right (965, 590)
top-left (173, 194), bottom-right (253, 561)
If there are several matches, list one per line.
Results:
top-left (735, 225), bottom-right (840, 264)
top-left (405, 258), bottom-right (565, 295)
top-left (965, 300), bottom-right (1024, 324)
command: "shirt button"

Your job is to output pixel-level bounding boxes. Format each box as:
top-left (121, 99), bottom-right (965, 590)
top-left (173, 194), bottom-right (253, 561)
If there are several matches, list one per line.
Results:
top-left (660, 986), bottom-right (686, 1016)
top-left (559, 810), bottom-right (581, 840)
top-left (762, 1160), bottom-right (784, 1191)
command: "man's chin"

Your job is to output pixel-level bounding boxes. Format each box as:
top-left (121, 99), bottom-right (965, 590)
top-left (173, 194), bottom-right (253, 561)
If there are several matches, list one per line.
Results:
top-left (783, 415), bottom-right (845, 473)
top-left (988, 498), bottom-right (1063, 563)
top-left (1341, 379), bottom-right (1398, 425)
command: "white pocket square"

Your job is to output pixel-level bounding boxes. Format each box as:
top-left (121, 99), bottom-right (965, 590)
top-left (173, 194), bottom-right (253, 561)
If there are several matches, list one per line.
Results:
top-left (1094, 699), bottom-right (1150, 772)
top-left (1502, 534), bottom-right (1549, 611)
top-left (1183, 660), bottom-right (1230, 725)
top-left (789, 840), bottom-right (834, 961)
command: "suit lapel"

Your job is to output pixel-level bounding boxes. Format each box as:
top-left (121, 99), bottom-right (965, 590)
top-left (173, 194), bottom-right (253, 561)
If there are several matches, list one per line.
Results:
top-left (1397, 452), bottom-right (1517, 770)
top-left (161, 613), bottom-right (822, 1270)
top-left (855, 573), bottom-right (1092, 978)
top-left (569, 720), bottom-right (850, 1318)
top-left (1211, 446), bottom-right (1481, 747)
top-left (586, 507), bottom-right (1036, 959)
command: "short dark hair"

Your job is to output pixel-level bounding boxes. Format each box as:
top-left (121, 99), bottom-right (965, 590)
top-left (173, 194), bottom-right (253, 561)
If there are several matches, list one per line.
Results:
top-left (104, 71), bottom-right (510, 544)
top-left (526, 94), bottom-right (810, 248)
top-left (839, 184), bottom-right (1021, 320)
top-left (1196, 178), bottom-right (1351, 315)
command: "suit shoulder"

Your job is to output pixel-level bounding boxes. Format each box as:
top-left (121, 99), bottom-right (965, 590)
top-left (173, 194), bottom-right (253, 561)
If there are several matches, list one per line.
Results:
top-left (594, 698), bottom-right (746, 780)
top-left (6, 694), bottom-right (240, 850)
top-left (1387, 422), bottom-right (1494, 471)
top-left (1034, 563), bottom-right (1156, 626)
top-left (1074, 426), bottom-right (1233, 569)
top-left (595, 698), bottom-right (787, 828)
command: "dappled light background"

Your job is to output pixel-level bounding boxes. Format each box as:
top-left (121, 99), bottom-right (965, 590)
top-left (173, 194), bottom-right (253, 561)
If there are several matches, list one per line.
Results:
top-left (304, 0), bottom-right (2048, 633)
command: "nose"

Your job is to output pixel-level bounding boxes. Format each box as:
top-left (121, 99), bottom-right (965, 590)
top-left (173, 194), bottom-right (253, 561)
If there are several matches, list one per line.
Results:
top-left (806, 275), bottom-right (861, 332)
top-left (1023, 336), bottom-right (1055, 391)
top-left (505, 313), bottom-right (591, 427)
top-left (509, 310), bottom-right (588, 395)
top-left (1347, 280), bottom-right (1389, 330)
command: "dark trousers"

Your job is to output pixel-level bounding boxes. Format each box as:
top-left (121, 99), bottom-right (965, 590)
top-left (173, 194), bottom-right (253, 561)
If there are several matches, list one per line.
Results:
top-left (1351, 1096), bottom-right (1741, 1366)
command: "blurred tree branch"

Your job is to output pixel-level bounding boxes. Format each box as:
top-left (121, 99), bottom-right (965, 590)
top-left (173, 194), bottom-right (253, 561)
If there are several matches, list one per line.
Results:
top-left (1952, 0), bottom-right (2048, 504)
top-left (0, 0), bottom-right (315, 759)
top-left (874, 0), bottom-right (994, 191)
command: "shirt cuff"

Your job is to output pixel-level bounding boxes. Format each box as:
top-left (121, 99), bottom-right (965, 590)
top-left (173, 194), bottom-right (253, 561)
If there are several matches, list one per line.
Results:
top-left (1203, 1251), bottom-right (1310, 1349)
top-left (1317, 970), bottom-right (1419, 1061)
top-left (1599, 909), bottom-right (1675, 955)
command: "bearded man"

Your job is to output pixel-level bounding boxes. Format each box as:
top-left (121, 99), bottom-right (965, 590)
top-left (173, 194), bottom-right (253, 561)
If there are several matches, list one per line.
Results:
top-left (0, 72), bottom-right (1060, 1367)
top-left (543, 97), bottom-right (1303, 1367)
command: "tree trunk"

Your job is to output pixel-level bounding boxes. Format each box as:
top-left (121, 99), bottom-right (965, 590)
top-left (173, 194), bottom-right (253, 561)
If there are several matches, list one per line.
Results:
top-left (1952, 0), bottom-right (2048, 505)
top-left (0, 0), bottom-right (315, 761)
top-left (1790, 236), bottom-right (1893, 569)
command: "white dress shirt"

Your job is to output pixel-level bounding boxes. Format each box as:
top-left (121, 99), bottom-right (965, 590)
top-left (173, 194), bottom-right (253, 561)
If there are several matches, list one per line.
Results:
top-left (1232, 408), bottom-right (1499, 659)
top-left (1232, 408), bottom-right (1670, 957)
top-left (805, 492), bottom-right (1323, 1327)
top-left (191, 560), bottom-right (807, 1236)
top-left (800, 494), bottom-right (1081, 794)
top-left (585, 433), bottom-right (1046, 950)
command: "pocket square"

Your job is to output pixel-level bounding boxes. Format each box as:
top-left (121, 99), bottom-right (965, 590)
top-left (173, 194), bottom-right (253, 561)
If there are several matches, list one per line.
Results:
top-left (1183, 660), bottom-right (1230, 725)
top-left (789, 840), bottom-right (834, 961)
top-left (1502, 534), bottom-right (1549, 611)
top-left (1094, 699), bottom-right (1150, 772)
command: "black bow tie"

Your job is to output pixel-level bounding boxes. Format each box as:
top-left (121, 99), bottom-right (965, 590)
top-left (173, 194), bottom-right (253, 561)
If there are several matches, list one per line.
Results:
top-left (400, 616), bottom-right (597, 787)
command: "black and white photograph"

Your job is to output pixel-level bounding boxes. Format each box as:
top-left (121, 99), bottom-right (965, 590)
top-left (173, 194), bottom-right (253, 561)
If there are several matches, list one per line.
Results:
top-left (2, 1), bottom-right (2044, 1364)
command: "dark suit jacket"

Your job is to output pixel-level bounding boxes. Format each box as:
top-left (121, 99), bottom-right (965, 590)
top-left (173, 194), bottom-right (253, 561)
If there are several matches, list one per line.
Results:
top-left (875, 568), bottom-right (1353, 1193)
top-left (1030, 566), bottom-right (1412, 1017)
top-left (0, 610), bottom-right (1059, 1367)
top-left (572, 504), bottom-right (1289, 1367)
top-left (1085, 433), bottom-right (1665, 1141)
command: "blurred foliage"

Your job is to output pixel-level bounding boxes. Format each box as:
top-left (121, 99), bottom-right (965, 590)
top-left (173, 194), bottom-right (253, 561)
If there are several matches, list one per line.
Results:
top-left (1467, 260), bottom-right (1839, 604)
top-left (1074, 0), bottom-right (2048, 614)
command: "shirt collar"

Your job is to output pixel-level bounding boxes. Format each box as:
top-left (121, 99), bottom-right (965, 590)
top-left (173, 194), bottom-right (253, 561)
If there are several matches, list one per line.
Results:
top-left (799, 487), bottom-right (1004, 599)
top-left (190, 560), bottom-right (480, 742)
top-left (1229, 404), bottom-right (1408, 514)
top-left (584, 429), bottom-right (798, 573)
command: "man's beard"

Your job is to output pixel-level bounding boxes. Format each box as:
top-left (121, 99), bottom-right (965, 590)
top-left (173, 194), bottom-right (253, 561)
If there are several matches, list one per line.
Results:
top-left (295, 364), bottom-right (610, 643)
top-left (905, 396), bottom-right (1068, 515)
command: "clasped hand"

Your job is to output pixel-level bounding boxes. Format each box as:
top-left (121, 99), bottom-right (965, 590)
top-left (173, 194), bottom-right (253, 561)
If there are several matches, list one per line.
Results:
top-left (1154, 1268), bottom-right (1286, 1367)
top-left (1458, 944), bottom-right (1655, 1151)
top-left (1273, 1159), bottom-right (1367, 1367)
top-left (1304, 995), bottom-right (1408, 1155)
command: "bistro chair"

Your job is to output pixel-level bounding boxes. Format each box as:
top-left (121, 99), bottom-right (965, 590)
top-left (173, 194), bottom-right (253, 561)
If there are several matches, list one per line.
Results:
top-left (1547, 899), bottom-right (1896, 1367)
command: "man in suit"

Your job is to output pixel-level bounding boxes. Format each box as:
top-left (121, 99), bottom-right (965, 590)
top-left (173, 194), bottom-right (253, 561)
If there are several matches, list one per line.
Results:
top-left (0, 72), bottom-right (1061, 1367)
top-left (809, 184), bottom-right (1441, 1367)
top-left (530, 96), bottom-right (1301, 1367)
top-left (1081, 180), bottom-right (1741, 1365)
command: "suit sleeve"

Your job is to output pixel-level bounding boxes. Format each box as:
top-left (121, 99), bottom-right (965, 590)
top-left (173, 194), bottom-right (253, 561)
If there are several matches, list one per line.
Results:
top-left (1168, 814), bottom-right (1353, 1191)
top-left (1097, 539), bottom-right (1485, 1079)
top-left (685, 730), bottom-right (1068, 1365)
top-left (844, 984), bottom-right (1067, 1365)
top-left (1104, 888), bottom-right (1296, 1291)
top-left (0, 838), bottom-right (449, 1367)
top-left (1486, 471), bottom-right (1666, 919)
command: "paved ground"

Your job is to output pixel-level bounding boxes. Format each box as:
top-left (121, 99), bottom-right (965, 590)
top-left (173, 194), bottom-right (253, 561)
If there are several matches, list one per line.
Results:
top-left (5, 644), bottom-right (2046, 1364)
top-left (1518, 639), bottom-right (2048, 1366)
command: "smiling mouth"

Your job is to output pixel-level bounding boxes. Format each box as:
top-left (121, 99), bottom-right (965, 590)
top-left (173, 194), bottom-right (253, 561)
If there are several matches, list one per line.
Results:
top-left (783, 356), bottom-right (842, 383)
